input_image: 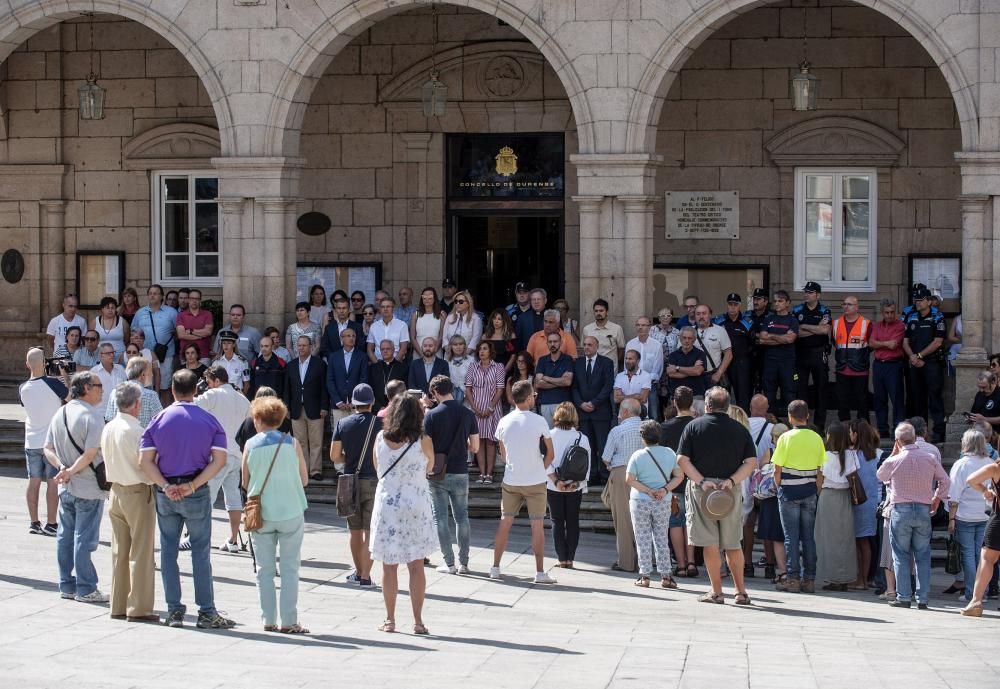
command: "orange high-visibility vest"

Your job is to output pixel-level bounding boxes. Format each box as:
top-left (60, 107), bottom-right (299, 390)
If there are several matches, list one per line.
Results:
top-left (832, 316), bottom-right (871, 374)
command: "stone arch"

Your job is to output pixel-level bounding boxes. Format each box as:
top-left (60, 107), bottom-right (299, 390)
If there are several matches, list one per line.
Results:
top-left (265, 0), bottom-right (594, 157)
top-left (0, 0), bottom-right (233, 154)
top-left (627, 0), bottom-right (979, 156)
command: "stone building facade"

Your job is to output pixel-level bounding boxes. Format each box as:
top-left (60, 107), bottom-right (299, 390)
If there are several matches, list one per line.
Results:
top-left (0, 0), bottom-right (998, 422)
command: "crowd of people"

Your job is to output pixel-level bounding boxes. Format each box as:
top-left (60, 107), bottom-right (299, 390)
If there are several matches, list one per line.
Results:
top-left (17, 276), bottom-right (1000, 632)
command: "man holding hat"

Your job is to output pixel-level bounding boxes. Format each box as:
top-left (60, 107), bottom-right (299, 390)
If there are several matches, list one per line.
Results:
top-left (792, 282), bottom-right (832, 429)
top-left (677, 386), bottom-right (758, 605)
top-left (211, 329), bottom-right (249, 395)
top-left (715, 293), bottom-right (754, 411)
top-left (330, 383), bottom-right (382, 588)
top-left (903, 286), bottom-right (947, 442)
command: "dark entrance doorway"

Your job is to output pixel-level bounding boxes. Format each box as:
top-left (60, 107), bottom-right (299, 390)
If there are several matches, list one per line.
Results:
top-left (446, 133), bottom-right (565, 312)
top-left (450, 214), bottom-right (562, 311)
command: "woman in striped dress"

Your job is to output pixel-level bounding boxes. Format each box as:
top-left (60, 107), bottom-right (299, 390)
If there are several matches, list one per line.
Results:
top-left (465, 341), bottom-right (505, 484)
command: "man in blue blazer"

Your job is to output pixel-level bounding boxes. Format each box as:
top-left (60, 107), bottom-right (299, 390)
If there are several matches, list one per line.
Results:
top-left (572, 335), bottom-right (615, 485)
top-left (408, 336), bottom-right (449, 395)
top-left (321, 297), bottom-right (365, 359)
top-left (327, 328), bottom-right (368, 429)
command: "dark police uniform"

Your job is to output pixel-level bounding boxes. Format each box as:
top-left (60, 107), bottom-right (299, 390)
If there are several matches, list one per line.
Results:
top-left (715, 309), bottom-right (753, 411)
top-left (746, 306), bottom-right (770, 394)
top-left (760, 312), bottom-right (799, 415)
top-left (792, 301), bottom-right (832, 428)
top-left (904, 307), bottom-right (947, 440)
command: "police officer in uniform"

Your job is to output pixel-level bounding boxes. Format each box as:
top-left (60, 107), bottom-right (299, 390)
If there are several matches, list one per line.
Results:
top-left (211, 329), bottom-right (250, 395)
top-left (715, 292), bottom-right (753, 411)
top-left (792, 281), bottom-right (832, 429)
top-left (903, 287), bottom-right (947, 442)
top-left (746, 287), bottom-right (770, 394)
top-left (759, 290), bottom-right (800, 417)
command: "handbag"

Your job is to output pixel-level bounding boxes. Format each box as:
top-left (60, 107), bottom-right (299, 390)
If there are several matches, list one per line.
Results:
top-left (945, 535), bottom-right (961, 576)
top-left (148, 312), bottom-right (172, 364)
top-left (844, 452), bottom-right (868, 506)
top-left (62, 407), bottom-right (110, 491)
top-left (336, 416), bottom-right (377, 518)
top-left (244, 432), bottom-right (287, 532)
top-left (694, 327), bottom-right (729, 390)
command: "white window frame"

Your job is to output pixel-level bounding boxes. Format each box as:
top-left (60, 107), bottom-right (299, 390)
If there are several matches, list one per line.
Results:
top-left (151, 170), bottom-right (222, 287)
top-left (794, 167), bottom-right (877, 292)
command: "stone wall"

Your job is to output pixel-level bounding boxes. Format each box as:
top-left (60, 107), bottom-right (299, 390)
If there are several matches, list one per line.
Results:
top-left (653, 1), bottom-right (961, 312)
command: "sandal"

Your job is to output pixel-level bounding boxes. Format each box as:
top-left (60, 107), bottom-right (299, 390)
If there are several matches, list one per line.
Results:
top-left (822, 583), bottom-right (848, 592)
top-left (698, 592), bottom-right (724, 604)
top-left (279, 623), bottom-right (309, 634)
top-left (413, 623), bottom-right (429, 635)
top-left (685, 564), bottom-right (698, 578)
top-left (634, 576), bottom-right (650, 588)
top-left (660, 575), bottom-right (678, 589)
top-left (774, 572), bottom-right (788, 585)
top-left (671, 564), bottom-right (681, 577)
top-left (263, 624), bottom-right (277, 632)
top-left (378, 619), bottom-right (396, 633)
top-left (960, 603), bottom-right (984, 617)
top-left (734, 592), bottom-right (752, 606)
top-left (878, 590), bottom-right (897, 600)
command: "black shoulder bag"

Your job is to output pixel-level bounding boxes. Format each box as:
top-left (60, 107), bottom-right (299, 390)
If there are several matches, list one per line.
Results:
top-left (62, 407), bottom-right (110, 491)
top-left (148, 311), bottom-right (173, 364)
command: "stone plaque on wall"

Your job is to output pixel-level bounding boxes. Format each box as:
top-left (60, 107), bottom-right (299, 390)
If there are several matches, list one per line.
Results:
top-left (665, 191), bottom-right (739, 239)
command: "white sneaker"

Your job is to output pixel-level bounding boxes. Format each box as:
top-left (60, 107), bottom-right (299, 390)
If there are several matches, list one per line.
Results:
top-left (457, 564), bottom-right (470, 575)
top-left (220, 540), bottom-right (241, 553)
top-left (489, 566), bottom-right (502, 580)
top-left (436, 564), bottom-right (457, 574)
top-left (75, 590), bottom-right (109, 604)
top-left (533, 572), bottom-right (557, 585)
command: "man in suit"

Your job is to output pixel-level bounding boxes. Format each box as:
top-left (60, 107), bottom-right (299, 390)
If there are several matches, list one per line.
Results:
top-left (284, 334), bottom-right (329, 480)
top-left (369, 339), bottom-right (407, 413)
top-left (327, 328), bottom-right (368, 431)
top-left (572, 335), bottom-right (614, 485)
top-left (408, 337), bottom-right (449, 395)
top-left (321, 296), bottom-right (364, 359)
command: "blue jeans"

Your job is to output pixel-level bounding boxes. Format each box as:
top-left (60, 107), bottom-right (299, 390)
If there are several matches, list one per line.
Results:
top-left (890, 502), bottom-right (933, 604)
top-left (253, 515), bottom-right (304, 627)
top-left (871, 360), bottom-right (905, 432)
top-left (156, 485), bottom-right (216, 615)
top-left (778, 492), bottom-right (817, 580)
top-left (429, 474), bottom-right (470, 567)
top-left (954, 519), bottom-right (987, 600)
top-left (57, 491), bottom-right (105, 596)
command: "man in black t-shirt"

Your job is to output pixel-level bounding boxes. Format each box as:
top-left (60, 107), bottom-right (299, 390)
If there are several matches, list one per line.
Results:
top-left (677, 387), bottom-right (758, 605)
top-left (759, 290), bottom-right (800, 418)
top-left (969, 371), bottom-right (1000, 433)
top-left (330, 383), bottom-right (382, 588)
top-left (660, 385), bottom-right (697, 576)
top-left (424, 375), bottom-right (479, 574)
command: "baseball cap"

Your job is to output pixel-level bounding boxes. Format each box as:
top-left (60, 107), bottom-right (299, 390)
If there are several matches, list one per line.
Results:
top-left (803, 281), bottom-right (822, 293)
top-left (751, 288), bottom-right (768, 300)
top-left (726, 293), bottom-right (742, 304)
top-left (351, 383), bottom-right (375, 406)
top-left (514, 281), bottom-right (529, 293)
top-left (441, 278), bottom-right (456, 288)
top-left (218, 329), bottom-right (238, 342)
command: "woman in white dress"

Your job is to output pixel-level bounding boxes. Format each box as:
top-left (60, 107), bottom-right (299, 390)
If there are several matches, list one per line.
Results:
top-left (93, 296), bottom-right (129, 358)
top-left (369, 394), bottom-right (436, 635)
top-left (410, 287), bottom-right (443, 359)
top-left (440, 289), bottom-right (482, 354)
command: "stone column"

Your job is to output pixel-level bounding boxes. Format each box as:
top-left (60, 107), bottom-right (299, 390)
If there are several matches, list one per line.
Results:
top-left (948, 195), bottom-right (991, 440)
top-left (258, 198), bottom-right (289, 330)
top-left (38, 200), bottom-right (67, 323)
top-left (620, 195), bottom-right (656, 338)
top-left (217, 197), bottom-right (247, 318)
top-left (572, 195), bottom-right (605, 328)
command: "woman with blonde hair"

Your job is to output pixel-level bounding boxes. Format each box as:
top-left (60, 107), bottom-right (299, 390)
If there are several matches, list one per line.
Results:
top-left (444, 335), bottom-right (471, 405)
top-left (547, 402), bottom-right (591, 568)
top-left (440, 290), bottom-right (481, 353)
top-left (241, 396), bottom-right (309, 633)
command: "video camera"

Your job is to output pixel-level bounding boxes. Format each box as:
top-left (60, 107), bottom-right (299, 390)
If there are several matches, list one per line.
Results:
top-left (45, 356), bottom-right (76, 377)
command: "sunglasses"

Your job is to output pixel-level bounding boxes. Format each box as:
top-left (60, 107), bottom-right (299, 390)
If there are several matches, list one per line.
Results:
top-left (84, 337), bottom-right (97, 342)
top-left (363, 311), bottom-right (375, 316)
top-left (455, 299), bottom-right (467, 304)
top-left (88, 382), bottom-right (103, 388)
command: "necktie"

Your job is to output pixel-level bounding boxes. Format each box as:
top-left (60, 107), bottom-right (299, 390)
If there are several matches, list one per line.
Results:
top-left (587, 358), bottom-right (593, 378)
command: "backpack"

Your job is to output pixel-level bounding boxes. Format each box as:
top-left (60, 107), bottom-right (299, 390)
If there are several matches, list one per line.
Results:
top-left (556, 432), bottom-right (590, 483)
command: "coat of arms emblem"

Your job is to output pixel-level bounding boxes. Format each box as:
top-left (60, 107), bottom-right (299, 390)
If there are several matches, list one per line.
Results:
top-left (495, 146), bottom-right (517, 177)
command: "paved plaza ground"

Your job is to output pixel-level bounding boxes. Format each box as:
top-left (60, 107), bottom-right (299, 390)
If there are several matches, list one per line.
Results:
top-left (1, 465), bottom-right (998, 689)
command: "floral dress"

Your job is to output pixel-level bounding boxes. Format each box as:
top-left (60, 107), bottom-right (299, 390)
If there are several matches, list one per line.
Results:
top-left (369, 432), bottom-right (438, 565)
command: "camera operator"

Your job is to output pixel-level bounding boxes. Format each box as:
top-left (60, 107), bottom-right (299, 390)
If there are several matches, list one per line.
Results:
top-left (19, 348), bottom-right (68, 536)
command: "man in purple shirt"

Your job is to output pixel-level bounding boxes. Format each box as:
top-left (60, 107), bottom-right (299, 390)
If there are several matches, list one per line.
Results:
top-left (139, 368), bottom-right (233, 630)
top-left (876, 422), bottom-right (950, 609)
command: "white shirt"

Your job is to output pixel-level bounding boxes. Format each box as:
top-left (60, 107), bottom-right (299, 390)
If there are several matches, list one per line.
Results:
top-left (195, 384), bottom-right (251, 461)
top-left (748, 417), bottom-right (774, 461)
top-left (819, 449), bottom-right (858, 489)
top-left (613, 369), bottom-right (652, 396)
top-left (367, 318), bottom-right (410, 357)
top-left (298, 356), bottom-right (311, 384)
top-left (46, 313), bottom-right (87, 350)
top-left (948, 454), bottom-right (993, 522)
top-left (693, 323), bottom-right (732, 372)
top-left (625, 336), bottom-right (664, 382)
top-left (547, 427), bottom-right (590, 492)
top-left (19, 376), bottom-right (67, 449)
top-left (495, 408), bottom-right (551, 486)
top-left (90, 363), bottom-right (127, 418)
top-left (212, 352), bottom-right (249, 389)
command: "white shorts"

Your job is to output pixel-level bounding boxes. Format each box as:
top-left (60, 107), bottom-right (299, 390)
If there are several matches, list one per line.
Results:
top-left (158, 356), bottom-right (175, 389)
top-left (207, 454), bottom-right (243, 511)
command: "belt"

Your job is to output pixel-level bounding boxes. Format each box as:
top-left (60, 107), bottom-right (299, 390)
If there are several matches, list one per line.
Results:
top-left (874, 358), bottom-right (904, 364)
top-left (162, 473), bottom-right (199, 485)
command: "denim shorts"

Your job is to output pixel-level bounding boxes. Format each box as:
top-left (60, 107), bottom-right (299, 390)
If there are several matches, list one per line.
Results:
top-left (26, 448), bottom-right (57, 480)
top-left (669, 492), bottom-right (686, 528)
